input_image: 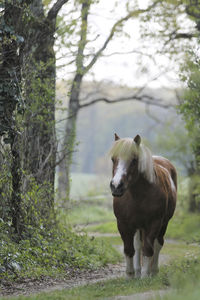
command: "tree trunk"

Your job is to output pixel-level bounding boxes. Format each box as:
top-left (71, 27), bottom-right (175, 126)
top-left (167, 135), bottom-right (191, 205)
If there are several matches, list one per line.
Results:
top-left (58, 74), bottom-right (82, 202)
top-left (21, 0), bottom-right (57, 210)
top-left (10, 133), bottom-right (24, 238)
top-left (0, 1), bottom-right (25, 237)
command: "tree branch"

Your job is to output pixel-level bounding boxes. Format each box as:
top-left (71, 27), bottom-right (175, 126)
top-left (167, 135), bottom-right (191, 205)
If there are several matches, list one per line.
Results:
top-left (79, 94), bottom-right (172, 109)
top-left (83, 0), bottom-right (160, 74)
top-left (47, 0), bottom-right (70, 21)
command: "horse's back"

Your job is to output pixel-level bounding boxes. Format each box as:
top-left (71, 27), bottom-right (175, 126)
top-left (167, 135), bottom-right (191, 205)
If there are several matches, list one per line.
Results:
top-left (153, 155), bottom-right (177, 220)
top-left (153, 156), bottom-right (177, 190)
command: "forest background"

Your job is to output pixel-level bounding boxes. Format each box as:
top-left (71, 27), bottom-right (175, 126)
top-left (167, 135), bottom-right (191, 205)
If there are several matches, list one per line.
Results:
top-left (1, 0), bottom-right (200, 299)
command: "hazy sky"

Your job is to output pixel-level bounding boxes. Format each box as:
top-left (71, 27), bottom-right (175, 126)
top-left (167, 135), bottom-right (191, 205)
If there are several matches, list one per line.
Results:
top-left (57, 0), bottom-right (195, 88)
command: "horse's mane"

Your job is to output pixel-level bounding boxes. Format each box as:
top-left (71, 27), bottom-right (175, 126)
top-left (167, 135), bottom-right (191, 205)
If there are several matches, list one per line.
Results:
top-left (109, 138), bottom-right (156, 183)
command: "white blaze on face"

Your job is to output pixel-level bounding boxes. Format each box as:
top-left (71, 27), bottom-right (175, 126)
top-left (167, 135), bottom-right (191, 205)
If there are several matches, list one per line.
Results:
top-left (112, 159), bottom-right (128, 188)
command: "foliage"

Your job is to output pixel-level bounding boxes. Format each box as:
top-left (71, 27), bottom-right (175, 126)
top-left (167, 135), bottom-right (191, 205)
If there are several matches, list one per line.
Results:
top-left (155, 118), bottom-right (195, 175)
top-left (179, 52), bottom-right (200, 164)
top-left (0, 220), bottom-right (120, 282)
top-left (4, 243), bottom-right (200, 300)
top-left (0, 0), bottom-right (26, 140)
top-left (178, 51), bottom-right (200, 211)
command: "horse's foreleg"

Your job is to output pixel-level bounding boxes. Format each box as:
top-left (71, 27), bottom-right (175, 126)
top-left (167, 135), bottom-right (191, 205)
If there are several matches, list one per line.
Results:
top-left (141, 255), bottom-right (152, 278)
top-left (133, 230), bottom-right (142, 278)
top-left (151, 239), bottom-right (162, 275)
top-left (123, 233), bottom-right (135, 278)
top-left (141, 231), bottom-right (156, 278)
top-left (141, 221), bottom-right (163, 278)
top-left (118, 222), bottom-right (135, 278)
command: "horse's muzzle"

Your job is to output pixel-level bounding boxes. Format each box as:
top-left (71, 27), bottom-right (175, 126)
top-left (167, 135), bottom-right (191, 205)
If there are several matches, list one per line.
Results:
top-left (110, 181), bottom-right (124, 197)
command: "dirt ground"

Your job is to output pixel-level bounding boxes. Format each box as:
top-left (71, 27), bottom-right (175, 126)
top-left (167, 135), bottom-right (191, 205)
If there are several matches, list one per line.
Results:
top-left (0, 247), bottom-right (170, 298)
top-left (0, 263), bottom-right (124, 297)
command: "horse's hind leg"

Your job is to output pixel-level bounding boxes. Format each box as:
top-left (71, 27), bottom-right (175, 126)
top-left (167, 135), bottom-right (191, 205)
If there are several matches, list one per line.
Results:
top-left (151, 222), bottom-right (168, 275)
top-left (133, 230), bottom-right (142, 278)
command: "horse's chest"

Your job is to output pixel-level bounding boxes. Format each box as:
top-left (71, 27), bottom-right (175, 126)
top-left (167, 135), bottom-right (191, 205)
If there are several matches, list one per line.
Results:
top-left (113, 193), bottom-right (163, 227)
top-left (114, 196), bottom-right (143, 217)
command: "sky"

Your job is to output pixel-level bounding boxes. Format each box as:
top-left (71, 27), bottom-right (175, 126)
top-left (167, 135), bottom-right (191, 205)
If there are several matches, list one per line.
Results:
top-left (56, 0), bottom-right (196, 89)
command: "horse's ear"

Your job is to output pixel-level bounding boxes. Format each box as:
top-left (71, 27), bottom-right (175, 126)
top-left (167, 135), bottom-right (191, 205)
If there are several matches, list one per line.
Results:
top-left (134, 134), bottom-right (141, 146)
top-left (114, 133), bottom-right (120, 141)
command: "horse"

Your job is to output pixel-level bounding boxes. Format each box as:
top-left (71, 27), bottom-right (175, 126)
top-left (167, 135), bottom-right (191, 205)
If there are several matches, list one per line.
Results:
top-left (109, 133), bottom-right (177, 278)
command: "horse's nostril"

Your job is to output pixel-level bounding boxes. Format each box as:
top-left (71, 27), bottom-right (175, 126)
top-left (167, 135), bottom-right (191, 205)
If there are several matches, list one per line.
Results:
top-left (110, 181), bottom-right (114, 189)
top-left (118, 181), bottom-right (124, 189)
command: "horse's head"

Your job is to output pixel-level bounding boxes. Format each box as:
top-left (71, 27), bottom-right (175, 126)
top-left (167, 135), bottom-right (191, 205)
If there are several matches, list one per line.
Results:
top-left (109, 134), bottom-right (141, 197)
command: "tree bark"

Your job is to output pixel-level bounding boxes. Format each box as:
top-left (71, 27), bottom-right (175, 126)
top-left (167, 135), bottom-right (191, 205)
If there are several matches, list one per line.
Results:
top-left (58, 74), bottom-right (82, 202)
top-left (0, 0), bottom-right (25, 236)
top-left (21, 0), bottom-right (57, 208)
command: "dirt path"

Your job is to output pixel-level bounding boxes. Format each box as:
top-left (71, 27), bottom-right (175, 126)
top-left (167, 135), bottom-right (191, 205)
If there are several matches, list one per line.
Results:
top-left (0, 233), bottom-right (173, 298)
top-left (0, 263), bottom-right (124, 298)
top-left (106, 289), bottom-right (171, 300)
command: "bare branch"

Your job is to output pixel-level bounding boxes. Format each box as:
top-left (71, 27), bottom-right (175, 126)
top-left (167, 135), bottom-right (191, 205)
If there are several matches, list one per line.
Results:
top-left (101, 49), bottom-right (157, 64)
top-left (164, 30), bottom-right (198, 45)
top-left (47, 0), bottom-right (70, 21)
top-left (83, 0), bottom-right (160, 74)
top-left (79, 94), bottom-right (172, 109)
top-left (145, 104), bottom-right (163, 123)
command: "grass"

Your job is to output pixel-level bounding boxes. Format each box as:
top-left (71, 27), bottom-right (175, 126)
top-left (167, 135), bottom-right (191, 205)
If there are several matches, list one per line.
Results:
top-left (166, 212), bottom-right (200, 242)
top-left (5, 244), bottom-right (200, 300)
top-left (5, 236), bottom-right (199, 300)
top-left (70, 173), bottom-right (110, 200)
top-left (4, 173), bottom-right (200, 299)
top-left (86, 221), bottom-right (118, 233)
top-left (66, 203), bottom-right (114, 225)
top-left (4, 276), bottom-right (166, 300)
top-left (83, 209), bottom-right (200, 243)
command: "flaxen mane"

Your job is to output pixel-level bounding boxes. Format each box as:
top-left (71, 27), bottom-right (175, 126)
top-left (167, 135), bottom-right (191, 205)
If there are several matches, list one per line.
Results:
top-left (109, 138), bottom-right (156, 183)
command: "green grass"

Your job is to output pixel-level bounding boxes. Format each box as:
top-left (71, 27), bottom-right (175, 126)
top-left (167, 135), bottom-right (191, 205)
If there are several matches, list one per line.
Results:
top-left (70, 173), bottom-right (110, 199)
top-left (4, 273), bottom-right (168, 300)
top-left (66, 204), bottom-right (114, 225)
top-left (5, 252), bottom-right (200, 300)
top-left (86, 221), bottom-right (118, 233)
top-left (166, 212), bottom-right (200, 242)
top-left (95, 235), bottom-right (122, 246)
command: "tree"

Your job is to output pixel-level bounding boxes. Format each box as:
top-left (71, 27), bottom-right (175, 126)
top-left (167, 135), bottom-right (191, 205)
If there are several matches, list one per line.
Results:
top-left (134, 0), bottom-right (200, 212)
top-left (0, 0), bottom-right (29, 236)
top-left (179, 53), bottom-right (200, 212)
top-left (58, 0), bottom-right (167, 201)
top-left (0, 0), bottom-right (69, 237)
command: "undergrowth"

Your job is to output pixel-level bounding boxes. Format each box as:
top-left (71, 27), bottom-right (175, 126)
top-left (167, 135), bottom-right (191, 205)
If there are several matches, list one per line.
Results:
top-left (4, 246), bottom-right (200, 300)
top-left (0, 219), bottom-right (120, 282)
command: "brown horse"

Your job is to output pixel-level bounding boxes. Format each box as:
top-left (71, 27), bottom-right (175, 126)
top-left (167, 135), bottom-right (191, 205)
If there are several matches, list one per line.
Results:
top-left (109, 134), bottom-right (177, 278)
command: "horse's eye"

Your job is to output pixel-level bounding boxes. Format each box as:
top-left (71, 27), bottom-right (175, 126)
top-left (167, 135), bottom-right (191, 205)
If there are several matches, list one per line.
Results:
top-left (131, 158), bottom-right (137, 165)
